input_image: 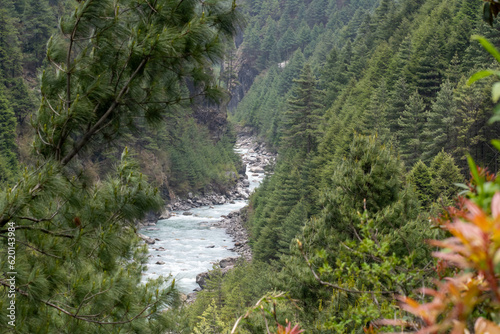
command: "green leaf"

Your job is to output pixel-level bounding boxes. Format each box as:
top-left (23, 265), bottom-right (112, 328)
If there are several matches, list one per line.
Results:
top-left (467, 155), bottom-right (483, 187)
top-left (488, 103), bottom-right (500, 124)
top-left (468, 69), bottom-right (497, 85)
top-left (454, 183), bottom-right (470, 190)
top-left (484, 3), bottom-right (494, 26)
top-left (472, 35), bottom-right (500, 63)
top-left (493, 82), bottom-right (500, 102)
top-left (492, 139), bottom-right (500, 151)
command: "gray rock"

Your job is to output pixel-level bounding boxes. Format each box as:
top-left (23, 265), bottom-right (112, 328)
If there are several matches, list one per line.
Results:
top-left (196, 272), bottom-right (210, 288)
top-left (182, 211), bottom-right (193, 216)
top-left (249, 166), bottom-right (265, 173)
top-left (137, 233), bottom-right (155, 245)
top-left (219, 257), bottom-right (239, 268)
top-left (159, 209), bottom-right (171, 220)
top-left (156, 261), bottom-right (165, 265)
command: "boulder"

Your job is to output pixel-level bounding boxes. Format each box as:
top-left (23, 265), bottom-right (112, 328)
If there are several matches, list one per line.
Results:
top-left (137, 233), bottom-right (155, 245)
top-left (156, 261), bottom-right (165, 265)
top-left (219, 257), bottom-right (239, 268)
top-left (196, 271), bottom-right (210, 288)
top-left (159, 209), bottom-right (171, 220)
top-left (182, 211), bottom-right (193, 216)
top-left (250, 166), bottom-right (265, 173)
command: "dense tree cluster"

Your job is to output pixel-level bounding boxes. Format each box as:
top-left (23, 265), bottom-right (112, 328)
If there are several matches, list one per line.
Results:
top-left (183, 0), bottom-right (500, 332)
top-left (0, 0), bottom-right (242, 332)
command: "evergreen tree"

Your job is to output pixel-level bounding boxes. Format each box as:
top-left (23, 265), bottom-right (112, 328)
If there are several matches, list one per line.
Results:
top-left (0, 1), bottom-right (22, 82)
top-left (363, 81), bottom-right (389, 137)
top-left (0, 83), bottom-right (17, 183)
top-left (387, 77), bottom-right (411, 135)
top-left (398, 90), bottom-right (427, 166)
top-left (407, 160), bottom-right (434, 208)
top-left (412, 34), bottom-right (444, 107)
top-left (21, 0), bottom-right (55, 71)
top-left (282, 64), bottom-right (323, 154)
top-left (430, 150), bottom-right (463, 203)
top-left (0, 0), bottom-right (241, 331)
top-left (279, 135), bottom-right (426, 332)
top-left (422, 80), bottom-right (457, 162)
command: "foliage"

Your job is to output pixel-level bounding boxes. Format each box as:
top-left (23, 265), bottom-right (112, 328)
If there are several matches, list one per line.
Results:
top-left (0, 0), bottom-right (241, 332)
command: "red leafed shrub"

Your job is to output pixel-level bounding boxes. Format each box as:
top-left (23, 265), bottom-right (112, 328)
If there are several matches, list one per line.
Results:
top-left (395, 194), bottom-right (500, 333)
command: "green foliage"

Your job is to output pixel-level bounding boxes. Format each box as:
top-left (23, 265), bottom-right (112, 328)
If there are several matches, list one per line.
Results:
top-left (397, 90), bottom-right (426, 166)
top-left (0, 83), bottom-right (17, 184)
top-left (185, 262), bottom-right (276, 333)
top-left (279, 135), bottom-right (432, 332)
top-left (281, 64), bottom-right (323, 154)
top-left (0, 0), bottom-right (242, 331)
top-left (193, 299), bottom-right (229, 334)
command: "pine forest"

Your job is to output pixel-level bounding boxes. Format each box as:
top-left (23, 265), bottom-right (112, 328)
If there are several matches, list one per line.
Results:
top-left (2, 0), bottom-right (500, 333)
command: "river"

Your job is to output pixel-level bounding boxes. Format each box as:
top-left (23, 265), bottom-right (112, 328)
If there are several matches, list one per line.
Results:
top-left (139, 142), bottom-right (266, 293)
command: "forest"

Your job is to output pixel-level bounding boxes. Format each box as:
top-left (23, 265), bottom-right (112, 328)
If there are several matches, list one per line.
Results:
top-left (2, 0), bottom-right (500, 333)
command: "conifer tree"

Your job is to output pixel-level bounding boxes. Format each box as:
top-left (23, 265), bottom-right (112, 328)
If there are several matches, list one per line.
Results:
top-left (21, 0), bottom-right (55, 70)
top-left (398, 90), bottom-right (426, 166)
top-left (413, 34), bottom-right (444, 107)
top-left (282, 64), bottom-right (322, 154)
top-left (0, 82), bottom-right (17, 183)
top-left (387, 77), bottom-right (410, 135)
top-left (0, 1), bottom-right (22, 82)
top-left (422, 80), bottom-right (457, 162)
top-left (0, 0), bottom-right (241, 332)
top-left (280, 135), bottom-right (427, 332)
top-left (408, 160), bottom-right (434, 208)
top-left (363, 81), bottom-right (389, 137)
top-left (430, 151), bottom-right (463, 202)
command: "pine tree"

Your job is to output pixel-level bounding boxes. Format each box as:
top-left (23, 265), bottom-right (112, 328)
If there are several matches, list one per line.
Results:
top-left (0, 1), bottom-right (22, 82)
top-left (282, 64), bottom-right (323, 154)
top-left (422, 80), bottom-right (457, 162)
top-left (363, 81), bottom-right (390, 137)
top-left (0, 0), bottom-right (241, 331)
top-left (21, 0), bottom-right (55, 71)
top-left (387, 77), bottom-right (411, 135)
top-left (412, 34), bottom-right (444, 107)
top-left (429, 151), bottom-right (463, 203)
top-left (398, 90), bottom-right (427, 166)
top-left (0, 82), bottom-right (17, 183)
top-left (279, 135), bottom-right (426, 332)
top-left (408, 160), bottom-right (434, 208)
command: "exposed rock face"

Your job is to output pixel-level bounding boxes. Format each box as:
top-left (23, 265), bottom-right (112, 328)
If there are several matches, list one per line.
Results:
top-left (196, 271), bottom-right (210, 289)
top-left (227, 59), bottom-right (260, 112)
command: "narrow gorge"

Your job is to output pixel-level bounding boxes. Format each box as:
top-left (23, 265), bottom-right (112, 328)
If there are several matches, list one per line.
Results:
top-left (138, 133), bottom-right (275, 297)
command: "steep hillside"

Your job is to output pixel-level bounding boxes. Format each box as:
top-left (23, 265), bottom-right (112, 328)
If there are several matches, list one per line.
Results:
top-left (0, 0), bottom-right (243, 199)
top-left (180, 0), bottom-right (500, 332)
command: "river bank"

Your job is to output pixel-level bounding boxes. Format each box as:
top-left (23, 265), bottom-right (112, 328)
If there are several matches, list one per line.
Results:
top-left (137, 133), bottom-right (274, 299)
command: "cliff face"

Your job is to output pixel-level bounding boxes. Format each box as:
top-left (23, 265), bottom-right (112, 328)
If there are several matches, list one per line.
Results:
top-left (192, 102), bottom-right (229, 141)
top-left (227, 60), bottom-right (260, 112)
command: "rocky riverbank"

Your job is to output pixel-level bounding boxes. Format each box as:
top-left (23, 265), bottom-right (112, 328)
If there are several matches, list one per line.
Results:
top-left (138, 133), bottom-right (274, 229)
top-left (185, 135), bottom-right (274, 302)
top-left (168, 134), bottom-right (274, 213)
top-left (139, 133), bottom-right (275, 303)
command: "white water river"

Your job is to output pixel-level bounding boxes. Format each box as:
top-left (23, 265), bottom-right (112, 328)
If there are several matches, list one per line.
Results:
top-left (140, 147), bottom-right (263, 293)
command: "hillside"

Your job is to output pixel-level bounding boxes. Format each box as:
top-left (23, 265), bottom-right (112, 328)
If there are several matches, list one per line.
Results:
top-left (179, 0), bottom-right (500, 332)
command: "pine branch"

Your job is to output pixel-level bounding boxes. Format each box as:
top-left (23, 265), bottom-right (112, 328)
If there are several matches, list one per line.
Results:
top-left (61, 57), bottom-right (149, 166)
top-left (0, 280), bottom-right (159, 325)
top-left (297, 240), bottom-right (395, 295)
